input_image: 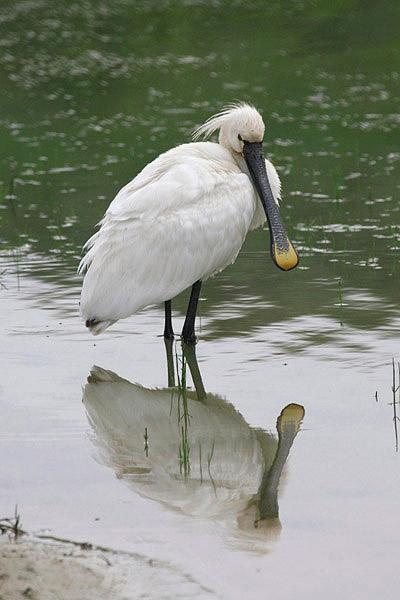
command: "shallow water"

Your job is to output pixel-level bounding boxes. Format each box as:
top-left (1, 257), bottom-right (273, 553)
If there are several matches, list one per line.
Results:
top-left (1, 1), bottom-right (400, 598)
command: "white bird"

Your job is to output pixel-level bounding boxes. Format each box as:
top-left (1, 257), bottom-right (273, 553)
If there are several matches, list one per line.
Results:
top-left (83, 363), bottom-right (305, 529)
top-left (78, 102), bottom-right (298, 342)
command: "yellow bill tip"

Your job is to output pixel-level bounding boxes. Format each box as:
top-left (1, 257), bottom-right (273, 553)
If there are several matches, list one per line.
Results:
top-left (272, 241), bottom-right (299, 271)
top-left (279, 403), bottom-right (305, 428)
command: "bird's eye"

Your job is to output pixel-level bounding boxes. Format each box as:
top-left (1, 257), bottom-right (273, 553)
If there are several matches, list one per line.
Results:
top-left (238, 134), bottom-right (243, 141)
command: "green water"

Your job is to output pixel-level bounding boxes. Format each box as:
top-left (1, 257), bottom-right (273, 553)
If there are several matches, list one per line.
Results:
top-left (1, 2), bottom-right (400, 598)
top-left (2, 0), bottom-right (399, 329)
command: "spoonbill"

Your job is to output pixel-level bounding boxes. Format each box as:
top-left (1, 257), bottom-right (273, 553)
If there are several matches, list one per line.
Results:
top-left (78, 102), bottom-right (298, 343)
top-left (83, 359), bottom-right (305, 529)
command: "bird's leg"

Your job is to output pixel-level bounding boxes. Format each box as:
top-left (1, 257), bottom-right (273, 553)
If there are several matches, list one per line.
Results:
top-left (164, 301), bottom-right (176, 387)
top-left (183, 342), bottom-right (207, 401)
top-left (164, 336), bottom-right (176, 388)
top-left (164, 300), bottom-right (174, 340)
top-left (182, 280), bottom-right (202, 345)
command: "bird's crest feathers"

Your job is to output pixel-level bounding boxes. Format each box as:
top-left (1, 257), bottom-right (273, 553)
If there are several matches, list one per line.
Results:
top-left (192, 102), bottom-right (260, 141)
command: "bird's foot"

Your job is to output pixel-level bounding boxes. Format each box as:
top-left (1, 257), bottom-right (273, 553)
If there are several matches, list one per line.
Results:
top-left (181, 332), bottom-right (197, 346)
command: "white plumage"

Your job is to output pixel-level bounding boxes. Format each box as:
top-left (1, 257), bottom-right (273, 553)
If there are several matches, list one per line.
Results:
top-left (83, 365), bottom-right (271, 520)
top-left (83, 364), bottom-right (304, 530)
top-left (79, 103), bottom-right (297, 337)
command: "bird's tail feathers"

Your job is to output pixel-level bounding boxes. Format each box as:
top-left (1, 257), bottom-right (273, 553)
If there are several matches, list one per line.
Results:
top-left (86, 365), bottom-right (124, 384)
top-left (85, 318), bottom-right (116, 335)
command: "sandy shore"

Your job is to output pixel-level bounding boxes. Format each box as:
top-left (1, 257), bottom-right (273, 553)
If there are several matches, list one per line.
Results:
top-left (0, 534), bottom-right (214, 600)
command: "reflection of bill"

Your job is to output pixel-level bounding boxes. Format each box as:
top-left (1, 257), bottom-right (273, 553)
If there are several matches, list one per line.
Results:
top-left (83, 349), bottom-right (304, 537)
top-left (257, 403), bottom-right (305, 523)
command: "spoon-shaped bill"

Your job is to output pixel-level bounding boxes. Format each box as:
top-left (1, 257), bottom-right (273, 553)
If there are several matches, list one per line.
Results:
top-left (243, 141), bottom-right (299, 271)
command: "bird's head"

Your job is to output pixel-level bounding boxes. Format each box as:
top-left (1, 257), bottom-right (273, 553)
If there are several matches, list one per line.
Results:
top-left (193, 103), bottom-right (299, 272)
top-left (193, 102), bottom-right (265, 154)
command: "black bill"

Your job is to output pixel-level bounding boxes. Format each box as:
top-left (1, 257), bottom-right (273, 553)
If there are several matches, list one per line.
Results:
top-left (243, 141), bottom-right (299, 271)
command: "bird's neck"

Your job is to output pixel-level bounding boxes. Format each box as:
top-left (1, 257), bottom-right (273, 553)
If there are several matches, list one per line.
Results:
top-left (232, 152), bottom-right (251, 177)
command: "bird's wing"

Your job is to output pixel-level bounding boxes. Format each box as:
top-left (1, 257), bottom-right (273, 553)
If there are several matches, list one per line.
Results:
top-left (79, 145), bottom-right (257, 323)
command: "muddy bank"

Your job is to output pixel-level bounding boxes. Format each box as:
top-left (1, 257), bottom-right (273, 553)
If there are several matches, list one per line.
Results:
top-left (0, 535), bottom-right (214, 600)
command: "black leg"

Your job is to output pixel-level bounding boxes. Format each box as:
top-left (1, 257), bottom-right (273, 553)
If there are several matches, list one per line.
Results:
top-left (182, 280), bottom-right (202, 345)
top-left (164, 337), bottom-right (175, 388)
top-left (164, 300), bottom-right (174, 340)
top-left (183, 342), bottom-right (207, 401)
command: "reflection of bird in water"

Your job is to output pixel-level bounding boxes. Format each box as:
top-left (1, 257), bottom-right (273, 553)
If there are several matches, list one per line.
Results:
top-left (78, 103), bottom-right (298, 343)
top-left (83, 345), bottom-right (304, 538)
